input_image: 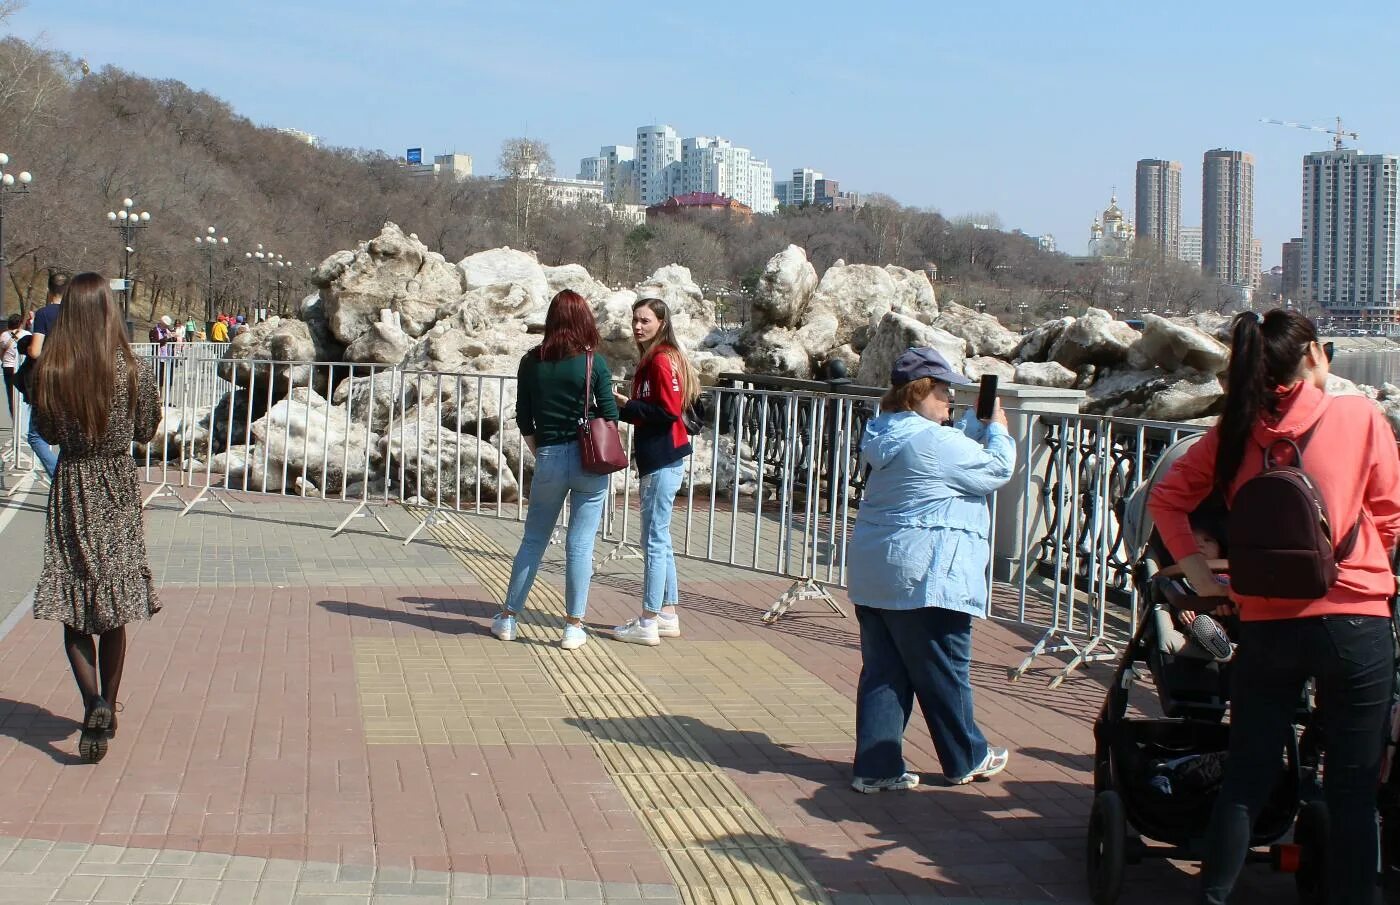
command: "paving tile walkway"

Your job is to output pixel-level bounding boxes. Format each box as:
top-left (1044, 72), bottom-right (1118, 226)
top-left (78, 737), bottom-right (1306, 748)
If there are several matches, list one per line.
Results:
top-left (0, 488), bottom-right (1302, 904)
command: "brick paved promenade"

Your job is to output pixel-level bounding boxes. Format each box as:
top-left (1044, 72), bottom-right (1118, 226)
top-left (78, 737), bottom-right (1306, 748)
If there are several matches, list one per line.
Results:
top-left (0, 478), bottom-right (1297, 904)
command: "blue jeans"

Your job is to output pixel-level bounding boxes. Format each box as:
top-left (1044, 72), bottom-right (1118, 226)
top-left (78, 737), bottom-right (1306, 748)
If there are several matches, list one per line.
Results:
top-left (503, 442), bottom-right (608, 620)
top-left (26, 414), bottom-right (57, 479)
top-left (639, 460), bottom-right (685, 613)
top-left (854, 605), bottom-right (989, 781)
top-left (1200, 615), bottom-right (1392, 905)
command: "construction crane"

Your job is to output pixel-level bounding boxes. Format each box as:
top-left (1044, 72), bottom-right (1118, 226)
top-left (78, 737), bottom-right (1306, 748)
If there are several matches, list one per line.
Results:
top-left (1260, 116), bottom-right (1359, 151)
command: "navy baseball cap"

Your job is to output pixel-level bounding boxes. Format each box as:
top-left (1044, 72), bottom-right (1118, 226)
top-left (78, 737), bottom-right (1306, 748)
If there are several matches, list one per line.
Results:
top-left (890, 347), bottom-right (974, 387)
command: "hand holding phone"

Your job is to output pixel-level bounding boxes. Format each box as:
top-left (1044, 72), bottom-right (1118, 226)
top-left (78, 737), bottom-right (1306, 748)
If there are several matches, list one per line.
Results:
top-left (975, 374), bottom-right (999, 421)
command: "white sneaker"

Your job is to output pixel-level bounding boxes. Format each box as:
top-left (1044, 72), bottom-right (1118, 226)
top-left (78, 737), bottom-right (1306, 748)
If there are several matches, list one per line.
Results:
top-left (491, 613), bottom-right (517, 641)
top-left (560, 623), bottom-right (588, 650)
top-left (656, 612), bottom-right (680, 638)
top-left (613, 618), bottom-right (661, 646)
top-left (851, 772), bottom-right (920, 794)
top-left (949, 747), bottom-right (1009, 785)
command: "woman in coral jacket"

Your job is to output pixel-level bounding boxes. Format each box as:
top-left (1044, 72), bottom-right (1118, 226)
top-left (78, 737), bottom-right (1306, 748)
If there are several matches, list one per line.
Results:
top-left (611, 297), bottom-right (699, 646)
top-left (1148, 309), bottom-right (1400, 905)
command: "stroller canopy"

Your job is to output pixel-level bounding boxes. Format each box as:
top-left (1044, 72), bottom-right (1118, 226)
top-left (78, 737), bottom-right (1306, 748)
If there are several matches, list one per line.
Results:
top-left (1120, 433), bottom-right (1206, 566)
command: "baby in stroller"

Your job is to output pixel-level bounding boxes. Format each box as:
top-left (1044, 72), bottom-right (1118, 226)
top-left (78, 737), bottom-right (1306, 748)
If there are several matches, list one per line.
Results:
top-left (1165, 518), bottom-right (1237, 664)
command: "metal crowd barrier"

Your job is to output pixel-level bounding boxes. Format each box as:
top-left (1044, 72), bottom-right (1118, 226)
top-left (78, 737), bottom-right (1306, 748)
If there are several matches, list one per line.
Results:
top-left (3, 348), bottom-right (1208, 687)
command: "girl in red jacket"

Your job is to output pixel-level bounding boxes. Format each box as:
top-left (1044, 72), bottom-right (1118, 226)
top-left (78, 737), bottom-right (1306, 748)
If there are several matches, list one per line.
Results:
top-left (1148, 310), bottom-right (1400, 905)
top-left (611, 298), bottom-right (698, 646)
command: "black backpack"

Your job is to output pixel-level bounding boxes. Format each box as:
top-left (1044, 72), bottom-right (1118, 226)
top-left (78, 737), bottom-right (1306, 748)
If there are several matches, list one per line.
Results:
top-left (1227, 411), bottom-right (1361, 599)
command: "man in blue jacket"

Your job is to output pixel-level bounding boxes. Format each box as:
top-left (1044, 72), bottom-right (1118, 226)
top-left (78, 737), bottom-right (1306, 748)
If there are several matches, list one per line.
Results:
top-left (847, 347), bottom-right (1016, 792)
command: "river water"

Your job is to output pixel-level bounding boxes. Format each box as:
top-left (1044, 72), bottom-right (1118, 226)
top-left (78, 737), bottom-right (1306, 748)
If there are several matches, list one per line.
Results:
top-left (1329, 349), bottom-right (1400, 388)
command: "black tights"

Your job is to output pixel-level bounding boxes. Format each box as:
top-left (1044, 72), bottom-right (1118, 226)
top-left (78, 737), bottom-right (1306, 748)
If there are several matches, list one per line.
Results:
top-left (62, 626), bottom-right (127, 711)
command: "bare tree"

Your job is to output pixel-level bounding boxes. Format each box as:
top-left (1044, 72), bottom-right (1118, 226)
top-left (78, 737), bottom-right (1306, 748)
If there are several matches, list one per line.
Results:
top-left (498, 138), bottom-right (553, 250)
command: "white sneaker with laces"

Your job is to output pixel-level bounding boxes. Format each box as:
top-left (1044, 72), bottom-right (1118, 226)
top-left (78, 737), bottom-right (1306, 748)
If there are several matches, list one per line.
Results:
top-left (655, 612), bottom-right (680, 638)
top-left (560, 623), bottom-right (588, 650)
top-left (491, 613), bottom-right (517, 641)
top-left (613, 618), bottom-right (661, 646)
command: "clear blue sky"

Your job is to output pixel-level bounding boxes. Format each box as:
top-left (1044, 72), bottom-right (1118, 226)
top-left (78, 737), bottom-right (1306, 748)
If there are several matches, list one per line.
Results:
top-left (10, 0), bottom-right (1400, 267)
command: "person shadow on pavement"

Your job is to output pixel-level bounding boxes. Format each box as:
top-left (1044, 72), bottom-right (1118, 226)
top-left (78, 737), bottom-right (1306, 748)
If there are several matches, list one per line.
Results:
top-left (0, 698), bottom-right (85, 765)
top-left (562, 713), bottom-right (1294, 904)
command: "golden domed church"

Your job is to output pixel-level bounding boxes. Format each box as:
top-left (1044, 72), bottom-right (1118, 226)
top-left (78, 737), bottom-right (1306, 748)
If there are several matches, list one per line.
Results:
top-left (1088, 194), bottom-right (1135, 258)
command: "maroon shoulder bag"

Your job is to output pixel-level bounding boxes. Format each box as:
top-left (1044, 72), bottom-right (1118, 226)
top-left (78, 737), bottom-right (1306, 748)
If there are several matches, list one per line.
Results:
top-left (577, 350), bottom-right (628, 475)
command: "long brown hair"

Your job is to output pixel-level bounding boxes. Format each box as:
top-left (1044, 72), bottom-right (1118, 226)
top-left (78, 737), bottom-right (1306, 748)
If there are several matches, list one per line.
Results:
top-left (32, 272), bottom-right (139, 442)
top-left (538, 289), bottom-right (601, 361)
top-left (1214, 309), bottom-right (1318, 493)
top-left (632, 297), bottom-right (699, 404)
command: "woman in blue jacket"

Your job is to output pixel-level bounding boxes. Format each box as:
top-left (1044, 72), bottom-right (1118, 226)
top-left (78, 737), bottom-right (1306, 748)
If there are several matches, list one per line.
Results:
top-left (847, 347), bottom-right (1016, 792)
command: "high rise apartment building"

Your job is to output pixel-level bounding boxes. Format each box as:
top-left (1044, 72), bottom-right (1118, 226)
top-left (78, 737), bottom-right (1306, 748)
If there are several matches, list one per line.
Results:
top-left (1202, 149), bottom-right (1256, 286)
top-left (1134, 159), bottom-right (1182, 259)
top-left (1281, 238), bottom-right (1303, 303)
top-left (634, 125), bottom-right (683, 206)
top-left (583, 126), bottom-right (777, 213)
top-left (578, 145), bottom-right (637, 203)
top-left (1179, 226), bottom-right (1202, 267)
top-left (787, 168), bottom-right (823, 207)
top-left (1301, 149), bottom-right (1400, 326)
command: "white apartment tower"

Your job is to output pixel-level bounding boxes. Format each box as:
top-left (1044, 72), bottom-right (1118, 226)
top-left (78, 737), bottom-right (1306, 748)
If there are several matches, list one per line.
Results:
top-left (635, 125), bottom-right (682, 205)
top-left (1301, 149), bottom-right (1400, 327)
top-left (677, 137), bottom-right (777, 213)
top-left (788, 168), bottom-right (824, 207)
top-left (1179, 226), bottom-right (1203, 267)
top-left (578, 145), bottom-right (637, 203)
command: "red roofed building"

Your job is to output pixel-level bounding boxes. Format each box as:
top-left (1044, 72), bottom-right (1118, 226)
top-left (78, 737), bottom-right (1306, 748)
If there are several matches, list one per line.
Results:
top-left (646, 192), bottom-right (753, 222)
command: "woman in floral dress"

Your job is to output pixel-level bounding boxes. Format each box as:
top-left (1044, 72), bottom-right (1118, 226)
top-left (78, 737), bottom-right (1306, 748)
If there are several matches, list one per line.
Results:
top-left (30, 272), bottom-right (161, 763)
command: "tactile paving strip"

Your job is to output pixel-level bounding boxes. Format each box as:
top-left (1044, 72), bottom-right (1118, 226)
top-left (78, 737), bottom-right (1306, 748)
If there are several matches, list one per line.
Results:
top-left (352, 636), bottom-right (589, 745)
top-left (429, 516), bottom-right (829, 905)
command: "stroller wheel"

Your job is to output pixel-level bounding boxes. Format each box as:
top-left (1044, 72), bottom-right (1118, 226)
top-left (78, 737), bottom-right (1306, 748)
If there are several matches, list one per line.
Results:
top-left (1087, 790), bottom-right (1127, 905)
top-left (1293, 800), bottom-right (1328, 905)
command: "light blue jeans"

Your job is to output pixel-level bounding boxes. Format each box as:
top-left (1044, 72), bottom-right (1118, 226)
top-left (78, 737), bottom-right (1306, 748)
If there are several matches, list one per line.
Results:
top-left (639, 459), bottom-right (686, 613)
top-left (27, 415), bottom-right (57, 479)
top-left (503, 442), bottom-right (608, 620)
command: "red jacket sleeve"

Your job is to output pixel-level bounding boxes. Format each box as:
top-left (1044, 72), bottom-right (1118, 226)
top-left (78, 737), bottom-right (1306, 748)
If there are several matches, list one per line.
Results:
top-left (1364, 407), bottom-right (1400, 553)
top-left (651, 352), bottom-right (685, 418)
top-left (1146, 427), bottom-right (1221, 563)
top-left (621, 351), bottom-right (684, 424)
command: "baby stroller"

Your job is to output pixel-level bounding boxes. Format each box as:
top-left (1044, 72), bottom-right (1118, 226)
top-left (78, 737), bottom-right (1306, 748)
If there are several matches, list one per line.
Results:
top-left (1086, 434), bottom-right (1326, 905)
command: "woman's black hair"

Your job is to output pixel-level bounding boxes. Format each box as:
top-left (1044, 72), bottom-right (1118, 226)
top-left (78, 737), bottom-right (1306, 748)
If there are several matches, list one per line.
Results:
top-left (1214, 309), bottom-right (1318, 493)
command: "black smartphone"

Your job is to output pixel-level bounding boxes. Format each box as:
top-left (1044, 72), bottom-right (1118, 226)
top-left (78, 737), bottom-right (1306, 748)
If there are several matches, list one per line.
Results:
top-left (975, 374), bottom-right (999, 421)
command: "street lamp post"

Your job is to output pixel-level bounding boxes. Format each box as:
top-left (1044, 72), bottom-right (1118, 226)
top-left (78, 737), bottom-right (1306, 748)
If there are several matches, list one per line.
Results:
top-left (0, 153), bottom-right (34, 316)
top-left (105, 198), bottom-right (151, 319)
top-left (195, 227), bottom-right (230, 325)
top-left (243, 245), bottom-right (286, 320)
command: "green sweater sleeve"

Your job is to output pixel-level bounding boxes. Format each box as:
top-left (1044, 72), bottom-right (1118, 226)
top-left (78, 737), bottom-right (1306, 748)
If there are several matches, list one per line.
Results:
top-left (593, 355), bottom-right (619, 421)
top-left (516, 354), bottom-right (537, 435)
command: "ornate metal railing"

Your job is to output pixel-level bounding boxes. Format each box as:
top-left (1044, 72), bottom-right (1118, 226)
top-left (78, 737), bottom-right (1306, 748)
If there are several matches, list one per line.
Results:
top-left (1031, 415), bottom-right (1203, 604)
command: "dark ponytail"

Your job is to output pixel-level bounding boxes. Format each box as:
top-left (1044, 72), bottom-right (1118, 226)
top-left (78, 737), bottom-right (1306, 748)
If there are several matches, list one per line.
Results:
top-left (1214, 309), bottom-right (1318, 493)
